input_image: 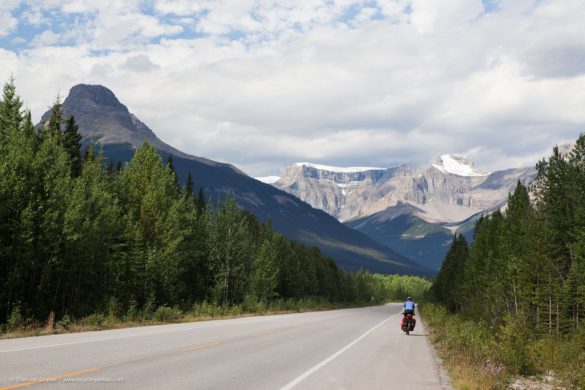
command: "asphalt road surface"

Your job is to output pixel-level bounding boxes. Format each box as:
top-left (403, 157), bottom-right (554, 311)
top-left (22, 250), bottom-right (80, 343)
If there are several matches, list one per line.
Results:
top-left (0, 304), bottom-right (450, 389)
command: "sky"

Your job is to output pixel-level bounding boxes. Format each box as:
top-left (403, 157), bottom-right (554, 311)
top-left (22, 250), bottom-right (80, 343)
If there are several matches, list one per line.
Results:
top-left (0, 0), bottom-right (584, 177)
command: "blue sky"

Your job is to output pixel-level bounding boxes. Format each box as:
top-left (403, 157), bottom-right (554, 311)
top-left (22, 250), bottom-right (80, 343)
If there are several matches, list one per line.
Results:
top-left (1, 1), bottom-right (502, 53)
top-left (0, 0), bottom-right (584, 176)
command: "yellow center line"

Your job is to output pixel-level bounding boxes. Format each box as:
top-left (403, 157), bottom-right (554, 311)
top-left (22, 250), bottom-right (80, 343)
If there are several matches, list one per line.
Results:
top-left (255, 331), bottom-right (273, 337)
top-left (181, 341), bottom-right (220, 352)
top-left (0, 368), bottom-right (99, 390)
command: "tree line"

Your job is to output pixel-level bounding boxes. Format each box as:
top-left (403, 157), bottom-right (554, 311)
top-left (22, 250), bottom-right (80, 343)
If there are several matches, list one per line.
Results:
top-left (0, 79), bottom-right (429, 327)
top-left (432, 135), bottom-right (585, 335)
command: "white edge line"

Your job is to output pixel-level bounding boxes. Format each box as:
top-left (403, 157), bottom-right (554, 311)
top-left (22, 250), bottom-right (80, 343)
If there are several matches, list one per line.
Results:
top-left (280, 311), bottom-right (401, 390)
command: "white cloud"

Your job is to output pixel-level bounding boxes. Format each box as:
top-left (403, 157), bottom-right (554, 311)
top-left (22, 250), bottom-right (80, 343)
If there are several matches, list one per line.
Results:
top-left (123, 54), bottom-right (159, 72)
top-left (1, 0), bottom-right (585, 177)
top-left (153, 0), bottom-right (204, 16)
top-left (0, 0), bottom-right (21, 36)
top-left (410, 0), bottom-right (483, 33)
top-left (31, 30), bottom-right (61, 46)
top-left (10, 36), bottom-right (26, 45)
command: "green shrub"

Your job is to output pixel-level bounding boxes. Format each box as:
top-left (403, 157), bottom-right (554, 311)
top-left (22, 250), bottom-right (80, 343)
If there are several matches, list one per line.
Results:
top-left (192, 301), bottom-right (221, 317)
top-left (106, 297), bottom-right (119, 323)
top-left (142, 295), bottom-right (156, 321)
top-left (124, 299), bottom-right (139, 322)
top-left (227, 305), bottom-right (242, 316)
top-left (421, 304), bottom-right (498, 365)
top-left (496, 316), bottom-right (534, 375)
top-left (530, 329), bottom-right (585, 388)
top-left (56, 314), bottom-right (72, 330)
top-left (242, 295), bottom-right (265, 313)
top-left (153, 306), bottom-right (182, 322)
top-left (7, 304), bottom-right (22, 331)
top-left (81, 313), bottom-right (106, 327)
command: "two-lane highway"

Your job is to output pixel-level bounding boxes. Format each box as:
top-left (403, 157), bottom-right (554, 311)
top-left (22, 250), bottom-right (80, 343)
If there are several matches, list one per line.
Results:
top-left (0, 304), bottom-right (450, 389)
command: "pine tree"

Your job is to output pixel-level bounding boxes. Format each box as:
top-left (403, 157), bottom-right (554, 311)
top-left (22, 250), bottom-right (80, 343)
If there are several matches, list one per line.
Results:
top-left (506, 182), bottom-right (535, 322)
top-left (0, 80), bottom-right (37, 323)
top-left (63, 147), bottom-right (121, 316)
top-left (0, 76), bottom-right (24, 140)
top-left (62, 116), bottom-right (82, 177)
top-left (432, 234), bottom-right (468, 312)
top-left (166, 154), bottom-right (180, 190)
top-left (107, 160), bottom-right (115, 176)
top-left (274, 234), bottom-right (304, 298)
top-left (207, 196), bottom-right (251, 305)
top-left (568, 134), bottom-right (585, 232)
top-left (184, 171), bottom-right (194, 197)
top-left (29, 134), bottom-right (73, 320)
top-left (196, 187), bottom-right (206, 216)
top-left (120, 142), bottom-right (190, 305)
top-left (534, 147), bottom-right (574, 334)
top-left (42, 97), bottom-right (64, 140)
top-left (179, 206), bottom-right (209, 302)
top-left (569, 229), bottom-right (585, 329)
top-left (21, 111), bottom-right (39, 151)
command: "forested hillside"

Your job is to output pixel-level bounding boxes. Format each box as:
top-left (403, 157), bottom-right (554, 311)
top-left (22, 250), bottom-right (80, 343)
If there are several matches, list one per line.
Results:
top-left (0, 79), bottom-right (430, 330)
top-left (37, 83), bottom-right (430, 276)
top-left (429, 135), bottom-right (585, 387)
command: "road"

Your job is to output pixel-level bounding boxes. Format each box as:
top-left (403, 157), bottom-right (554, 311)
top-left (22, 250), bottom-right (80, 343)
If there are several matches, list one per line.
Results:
top-left (0, 304), bottom-right (450, 390)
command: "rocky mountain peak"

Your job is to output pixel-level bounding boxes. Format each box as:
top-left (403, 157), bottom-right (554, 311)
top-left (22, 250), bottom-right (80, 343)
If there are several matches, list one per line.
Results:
top-left (66, 84), bottom-right (128, 112)
top-left (432, 154), bottom-right (488, 177)
top-left (38, 83), bottom-right (227, 168)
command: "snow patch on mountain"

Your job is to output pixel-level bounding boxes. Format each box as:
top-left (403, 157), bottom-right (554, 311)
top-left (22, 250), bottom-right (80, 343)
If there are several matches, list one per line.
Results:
top-left (256, 176), bottom-right (281, 184)
top-left (432, 154), bottom-right (489, 177)
top-left (295, 162), bottom-right (386, 173)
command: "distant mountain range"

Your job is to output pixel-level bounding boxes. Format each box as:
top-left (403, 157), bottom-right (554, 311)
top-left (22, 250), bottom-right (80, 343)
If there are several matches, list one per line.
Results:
top-left (38, 84), bottom-right (432, 276)
top-left (263, 156), bottom-right (537, 270)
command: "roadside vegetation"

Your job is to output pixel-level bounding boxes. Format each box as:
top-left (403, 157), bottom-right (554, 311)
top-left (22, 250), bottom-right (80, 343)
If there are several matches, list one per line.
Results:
top-left (0, 273), bottom-right (430, 339)
top-left (0, 78), bottom-right (431, 338)
top-left (426, 135), bottom-right (585, 389)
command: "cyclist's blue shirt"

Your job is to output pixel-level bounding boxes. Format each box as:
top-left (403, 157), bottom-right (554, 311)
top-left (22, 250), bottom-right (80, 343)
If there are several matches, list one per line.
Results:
top-left (404, 301), bottom-right (415, 311)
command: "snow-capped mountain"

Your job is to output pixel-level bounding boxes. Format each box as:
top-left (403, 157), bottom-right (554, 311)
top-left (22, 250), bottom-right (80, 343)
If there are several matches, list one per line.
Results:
top-left (264, 155), bottom-right (537, 270)
top-left (271, 154), bottom-right (535, 224)
top-left (256, 176), bottom-right (281, 184)
top-left (432, 154), bottom-right (489, 177)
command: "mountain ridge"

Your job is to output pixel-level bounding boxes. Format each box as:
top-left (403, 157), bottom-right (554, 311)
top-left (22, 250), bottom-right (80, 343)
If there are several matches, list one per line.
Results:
top-left (270, 158), bottom-right (536, 225)
top-left (265, 157), bottom-right (537, 270)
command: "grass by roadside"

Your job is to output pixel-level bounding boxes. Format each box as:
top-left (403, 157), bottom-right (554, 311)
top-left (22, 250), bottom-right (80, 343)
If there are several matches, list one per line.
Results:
top-left (420, 303), bottom-right (585, 389)
top-left (0, 297), bottom-right (377, 340)
top-left (420, 303), bottom-right (507, 389)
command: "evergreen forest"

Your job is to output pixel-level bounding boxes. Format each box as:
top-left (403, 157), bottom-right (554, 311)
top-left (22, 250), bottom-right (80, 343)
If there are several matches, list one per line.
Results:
top-left (430, 135), bottom-right (585, 386)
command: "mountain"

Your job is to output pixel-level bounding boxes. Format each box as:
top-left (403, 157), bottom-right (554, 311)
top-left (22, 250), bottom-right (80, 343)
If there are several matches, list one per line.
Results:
top-left (432, 154), bottom-right (488, 177)
top-left (267, 157), bottom-right (537, 270)
top-left (38, 84), bottom-right (432, 276)
top-left (345, 203), bottom-right (454, 271)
